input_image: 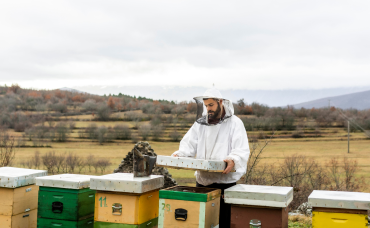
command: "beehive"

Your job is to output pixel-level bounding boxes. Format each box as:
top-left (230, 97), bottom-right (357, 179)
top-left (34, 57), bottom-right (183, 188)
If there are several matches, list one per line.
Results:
top-left (156, 155), bottom-right (234, 172)
top-left (309, 190), bottom-right (370, 228)
top-left (36, 174), bottom-right (96, 227)
top-left (90, 173), bottom-right (164, 228)
top-left (158, 186), bottom-right (221, 228)
top-left (224, 184), bottom-right (293, 228)
top-left (0, 167), bottom-right (47, 228)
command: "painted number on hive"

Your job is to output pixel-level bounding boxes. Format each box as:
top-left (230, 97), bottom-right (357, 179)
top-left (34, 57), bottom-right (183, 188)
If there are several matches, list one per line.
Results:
top-left (99, 197), bottom-right (108, 207)
top-left (162, 203), bottom-right (171, 212)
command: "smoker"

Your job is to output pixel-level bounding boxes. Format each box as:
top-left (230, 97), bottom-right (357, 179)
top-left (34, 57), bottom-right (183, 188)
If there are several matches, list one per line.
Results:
top-left (35, 174), bottom-right (96, 228)
top-left (0, 167), bottom-right (47, 228)
top-left (224, 184), bottom-right (293, 228)
top-left (308, 190), bottom-right (370, 228)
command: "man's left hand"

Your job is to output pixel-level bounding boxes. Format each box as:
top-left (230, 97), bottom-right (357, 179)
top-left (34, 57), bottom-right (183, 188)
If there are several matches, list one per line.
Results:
top-left (223, 159), bottom-right (235, 174)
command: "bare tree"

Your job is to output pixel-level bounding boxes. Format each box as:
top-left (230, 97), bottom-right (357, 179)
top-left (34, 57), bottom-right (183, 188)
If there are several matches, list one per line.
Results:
top-left (85, 154), bottom-right (95, 172)
top-left (0, 132), bottom-right (16, 167)
top-left (96, 158), bottom-right (112, 174)
top-left (42, 151), bottom-right (57, 174)
top-left (66, 153), bottom-right (79, 173)
top-left (76, 158), bottom-right (86, 173)
top-left (31, 151), bottom-right (41, 169)
top-left (55, 153), bottom-right (66, 174)
top-left (245, 132), bottom-right (274, 184)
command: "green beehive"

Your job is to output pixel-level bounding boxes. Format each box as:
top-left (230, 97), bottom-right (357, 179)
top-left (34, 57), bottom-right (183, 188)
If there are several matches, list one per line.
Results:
top-left (37, 217), bottom-right (94, 228)
top-left (36, 174), bottom-right (95, 224)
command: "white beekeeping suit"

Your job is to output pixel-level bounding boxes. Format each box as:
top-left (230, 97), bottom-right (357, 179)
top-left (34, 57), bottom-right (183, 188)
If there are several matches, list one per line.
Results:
top-left (172, 88), bottom-right (250, 186)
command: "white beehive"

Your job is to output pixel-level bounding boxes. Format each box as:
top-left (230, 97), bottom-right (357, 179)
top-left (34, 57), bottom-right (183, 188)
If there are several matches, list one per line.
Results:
top-left (0, 167), bottom-right (47, 188)
top-left (90, 173), bottom-right (164, 193)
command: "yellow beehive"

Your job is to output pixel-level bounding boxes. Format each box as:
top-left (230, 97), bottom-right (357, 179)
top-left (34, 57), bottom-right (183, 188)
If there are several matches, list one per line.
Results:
top-left (0, 185), bottom-right (39, 216)
top-left (0, 209), bottom-right (37, 228)
top-left (94, 189), bottom-right (159, 224)
top-left (309, 190), bottom-right (370, 228)
top-left (312, 211), bottom-right (368, 228)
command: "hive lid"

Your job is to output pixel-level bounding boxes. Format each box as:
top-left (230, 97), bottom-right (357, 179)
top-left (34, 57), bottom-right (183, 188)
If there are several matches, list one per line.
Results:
top-left (0, 167), bottom-right (47, 188)
top-left (156, 155), bottom-right (234, 172)
top-left (224, 184), bottom-right (293, 208)
top-left (159, 186), bottom-right (221, 202)
top-left (90, 173), bottom-right (164, 193)
top-left (308, 190), bottom-right (370, 210)
top-left (35, 174), bottom-right (95, 189)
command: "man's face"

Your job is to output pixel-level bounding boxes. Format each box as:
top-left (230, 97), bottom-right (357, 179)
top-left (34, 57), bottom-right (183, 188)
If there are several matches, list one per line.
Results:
top-left (204, 99), bottom-right (222, 119)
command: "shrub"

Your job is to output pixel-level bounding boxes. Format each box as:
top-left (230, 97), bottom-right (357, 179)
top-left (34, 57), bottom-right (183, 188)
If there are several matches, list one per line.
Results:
top-left (169, 130), bottom-right (181, 142)
top-left (96, 103), bottom-right (111, 121)
top-left (42, 151), bottom-right (57, 174)
top-left (113, 124), bottom-right (131, 140)
top-left (0, 132), bottom-right (16, 167)
top-left (82, 99), bottom-right (97, 111)
top-left (138, 124), bottom-right (151, 140)
top-left (55, 122), bottom-right (69, 142)
top-left (151, 124), bottom-right (164, 141)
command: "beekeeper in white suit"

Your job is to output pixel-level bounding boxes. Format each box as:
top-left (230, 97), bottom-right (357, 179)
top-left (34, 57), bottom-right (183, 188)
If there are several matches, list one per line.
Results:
top-left (172, 87), bottom-right (250, 228)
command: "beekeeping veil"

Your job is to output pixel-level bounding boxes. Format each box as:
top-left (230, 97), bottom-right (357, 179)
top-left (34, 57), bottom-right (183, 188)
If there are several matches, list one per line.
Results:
top-left (193, 88), bottom-right (234, 126)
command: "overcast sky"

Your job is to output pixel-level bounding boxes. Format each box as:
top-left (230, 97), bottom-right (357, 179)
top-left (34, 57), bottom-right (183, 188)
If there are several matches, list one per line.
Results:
top-left (1, 0), bottom-right (370, 91)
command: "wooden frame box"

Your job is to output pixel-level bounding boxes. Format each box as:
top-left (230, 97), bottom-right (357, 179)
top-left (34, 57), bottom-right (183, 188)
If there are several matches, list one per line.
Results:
top-left (158, 186), bottom-right (221, 228)
top-left (309, 190), bottom-right (370, 228)
top-left (37, 216), bottom-right (94, 228)
top-left (225, 184), bottom-right (293, 228)
top-left (0, 209), bottom-right (37, 228)
top-left (38, 186), bottom-right (95, 221)
top-left (156, 155), bottom-right (234, 172)
top-left (94, 189), bottom-right (159, 225)
top-left (231, 205), bottom-right (288, 228)
top-left (0, 185), bottom-right (39, 216)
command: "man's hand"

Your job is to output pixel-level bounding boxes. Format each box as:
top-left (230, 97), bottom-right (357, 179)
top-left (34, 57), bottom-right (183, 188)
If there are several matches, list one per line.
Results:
top-left (223, 159), bottom-right (235, 174)
top-left (171, 153), bottom-right (179, 157)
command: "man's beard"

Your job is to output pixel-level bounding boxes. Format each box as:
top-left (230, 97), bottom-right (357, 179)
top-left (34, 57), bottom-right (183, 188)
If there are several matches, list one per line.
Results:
top-left (208, 102), bottom-right (221, 120)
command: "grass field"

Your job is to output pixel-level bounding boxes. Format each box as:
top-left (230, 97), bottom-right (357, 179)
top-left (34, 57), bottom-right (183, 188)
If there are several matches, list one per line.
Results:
top-left (12, 134), bottom-right (370, 188)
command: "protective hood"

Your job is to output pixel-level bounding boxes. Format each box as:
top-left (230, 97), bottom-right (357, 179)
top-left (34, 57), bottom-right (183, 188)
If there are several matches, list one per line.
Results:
top-left (193, 88), bottom-right (234, 126)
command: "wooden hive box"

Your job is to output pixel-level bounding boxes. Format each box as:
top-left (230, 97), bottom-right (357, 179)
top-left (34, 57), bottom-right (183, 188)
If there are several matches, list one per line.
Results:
top-left (224, 184), bottom-right (293, 228)
top-left (308, 190), bottom-right (370, 228)
top-left (158, 186), bottom-right (221, 228)
top-left (36, 174), bottom-right (96, 222)
top-left (0, 167), bottom-right (47, 228)
top-left (156, 155), bottom-right (235, 172)
top-left (91, 173), bottom-right (164, 228)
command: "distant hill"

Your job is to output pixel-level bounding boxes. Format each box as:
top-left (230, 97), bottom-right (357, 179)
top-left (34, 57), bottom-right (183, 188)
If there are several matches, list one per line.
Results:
top-left (72, 85), bottom-right (370, 107)
top-left (59, 87), bottom-right (87, 94)
top-left (293, 90), bottom-right (370, 110)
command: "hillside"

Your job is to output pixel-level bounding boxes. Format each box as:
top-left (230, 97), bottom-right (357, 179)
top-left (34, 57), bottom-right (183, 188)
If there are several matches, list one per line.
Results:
top-left (293, 90), bottom-right (370, 110)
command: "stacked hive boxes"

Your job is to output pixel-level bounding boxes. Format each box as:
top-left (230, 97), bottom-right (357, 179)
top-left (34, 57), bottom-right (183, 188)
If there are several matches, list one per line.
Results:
top-left (90, 173), bottom-right (164, 228)
top-left (309, 190), bottom-right (370, 228)
top-left (158, 186), bottom-right (221, 228)
top-left (35, 174), bottom-right (96, 228)
top-left (224, 184), bottom-right (293, 228)
top-left (0, 167), bottom-right (47, 228)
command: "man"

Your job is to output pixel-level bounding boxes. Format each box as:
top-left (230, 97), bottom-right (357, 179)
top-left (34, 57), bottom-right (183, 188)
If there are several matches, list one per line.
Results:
top-left (172, 88), bottom-right (250, 228)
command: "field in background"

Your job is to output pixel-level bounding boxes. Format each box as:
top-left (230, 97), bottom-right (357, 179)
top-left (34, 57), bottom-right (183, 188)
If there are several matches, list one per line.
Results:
top-left (11, 123), bottom-right (370, 189)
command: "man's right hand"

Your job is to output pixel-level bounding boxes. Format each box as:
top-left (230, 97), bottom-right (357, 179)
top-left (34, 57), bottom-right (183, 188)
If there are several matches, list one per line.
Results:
top-left (171, 153), bottom-right (179, 157)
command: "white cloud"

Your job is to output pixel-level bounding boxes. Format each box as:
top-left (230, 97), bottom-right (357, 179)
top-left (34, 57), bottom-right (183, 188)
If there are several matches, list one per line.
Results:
top-left (0, 0), bottom-right (370, 90)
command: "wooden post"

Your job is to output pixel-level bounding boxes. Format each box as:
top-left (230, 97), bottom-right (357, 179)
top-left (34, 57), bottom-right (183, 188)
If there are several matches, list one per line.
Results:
top-left (348, 120), bottom-right (350, 154)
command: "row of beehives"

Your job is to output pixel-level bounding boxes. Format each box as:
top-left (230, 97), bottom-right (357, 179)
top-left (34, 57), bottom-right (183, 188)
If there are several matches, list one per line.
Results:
top-left (1, 167), bottom-right (369, 228)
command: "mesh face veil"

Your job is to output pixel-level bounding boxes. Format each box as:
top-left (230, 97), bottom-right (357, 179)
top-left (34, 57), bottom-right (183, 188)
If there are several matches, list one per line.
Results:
top-left (193, 88), bottom-right (234, 126)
